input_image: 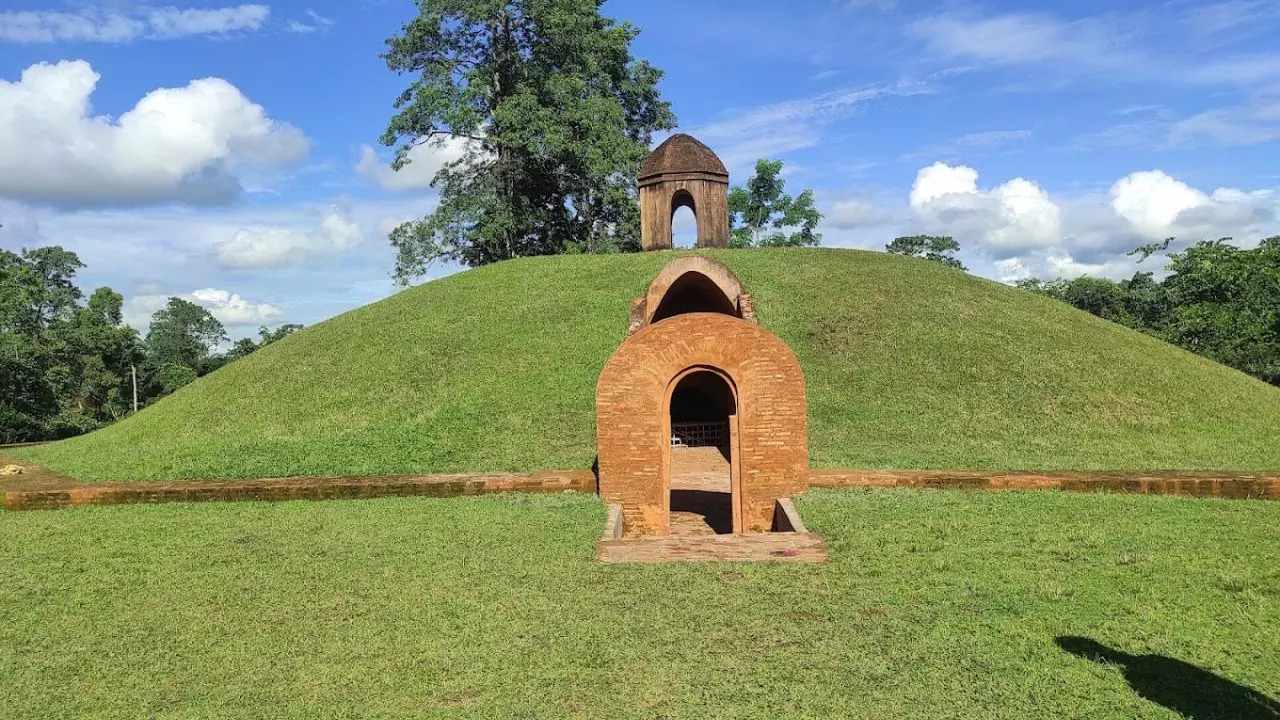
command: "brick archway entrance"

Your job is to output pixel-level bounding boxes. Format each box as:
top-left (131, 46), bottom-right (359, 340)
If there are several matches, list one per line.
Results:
top-left (666, 366), bottom-right (739, 534)
top-left (597, 309), bottom-right (807, 536)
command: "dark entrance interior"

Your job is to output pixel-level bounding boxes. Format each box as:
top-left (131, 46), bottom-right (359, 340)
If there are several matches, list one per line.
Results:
top-left (668, 370), bottom-right (734, 535)
top-left (651, 271), bottom-right (739, 323)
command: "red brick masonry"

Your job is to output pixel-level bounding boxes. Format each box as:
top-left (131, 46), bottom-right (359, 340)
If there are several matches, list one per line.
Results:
top-left (809, 469), bottom-right (1280, 500)
top-left (596, 312), bottom-right (809, 535)
top-left (4, 465), bottom-right (1279, 512)
top-left (2, 469), bottom-right (595, 511)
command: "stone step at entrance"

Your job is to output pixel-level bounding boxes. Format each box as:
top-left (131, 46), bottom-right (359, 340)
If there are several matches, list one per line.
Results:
top-left (595, 498), bottom-right (828, 563)
top-left (596, 531), bottom-right (827, 564)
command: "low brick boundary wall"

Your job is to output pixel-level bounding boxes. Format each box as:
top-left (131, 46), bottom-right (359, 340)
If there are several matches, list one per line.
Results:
top-left (808, 469), bottom-right (1280, 500)
top-left (3, 470), bottom-right (596, 511)
top-left (7, 466), bottom-right (1280, 512)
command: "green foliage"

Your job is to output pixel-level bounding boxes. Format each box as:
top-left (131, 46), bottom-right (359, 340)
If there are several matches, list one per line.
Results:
top-left (1022, 236), bottom-right (1280, 385)
top-left (1160, 237), bottom-right (1280, 384)
top-left (157, 363), bottom-right (199, 393)
top-left (1019, 276), bottom-right (1132, 324)
top-left (727, 159), bottom-right (822, 248)
top-left (21, 249), bottom-right (1280, 483)
top-left (886, 235), bottom-right (967, 270)
top-left (0, 245), bottom-right (84, 337)
top-left (0, 243), bottom-right (294, 441)
top-left (211, 324), bottom-right (304, 370)
top-left (0, 247), bottom-right (140, 441)
top-left (144, 297), bottom-right (227, 375)
top-left (380, 0), bottom-right (675, 281)
top-left (1, 490), bottom-right (1276, 717)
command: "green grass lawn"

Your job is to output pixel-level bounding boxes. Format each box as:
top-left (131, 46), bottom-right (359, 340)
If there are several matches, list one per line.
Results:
top-left (18, 248), bottom-right (1280, 482)
top-left (3, 490), bottom-right (1276, 719)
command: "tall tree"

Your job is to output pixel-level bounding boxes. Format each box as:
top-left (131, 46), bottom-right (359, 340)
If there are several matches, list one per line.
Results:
top-left (0, 245), bottom-right (83, 338)
top-left (885, 235), bottom-right (967, 271)
top-left (1161, 237), bottom-right (1280, 384)
top-left (381, 0), bottom-right (676, 282)
top-left (46, 288), bottom-right (142, 423)
top-left (0, 246), bottom-right (139, 440)
top-left (144, 298), bottom-right (227, 392)
top-left (727, 159), bottom-right (822, 248)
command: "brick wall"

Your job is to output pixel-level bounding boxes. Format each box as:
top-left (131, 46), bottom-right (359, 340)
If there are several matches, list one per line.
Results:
top-left (596, 312), bottom-right (808, 536)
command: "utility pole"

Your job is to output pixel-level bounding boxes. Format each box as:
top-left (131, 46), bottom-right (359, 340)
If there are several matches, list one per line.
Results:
top-left (131, 364), bottom-right (138, 413)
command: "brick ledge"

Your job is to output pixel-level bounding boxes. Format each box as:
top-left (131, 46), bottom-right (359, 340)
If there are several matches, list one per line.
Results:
top-left (3, 470), bottom-right (596, 511)
top-left (5, 466), bottom-right (1279, 512)
top-left (808, 469), bottom-right (1280, 500)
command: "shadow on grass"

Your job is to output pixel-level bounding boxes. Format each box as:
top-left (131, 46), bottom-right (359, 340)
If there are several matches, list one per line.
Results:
top-left (1056, 636), bottom-right (1280, 720)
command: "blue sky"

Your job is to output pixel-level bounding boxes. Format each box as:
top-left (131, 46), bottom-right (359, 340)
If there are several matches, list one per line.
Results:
top-left (1, 0), bottom-right (1278, 338)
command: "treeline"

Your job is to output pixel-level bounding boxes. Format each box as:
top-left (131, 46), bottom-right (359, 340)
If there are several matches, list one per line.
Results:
top-left (1019, 237), bottom-right (1280, 386)
top-left (1, 245), bottom-right (299, 443)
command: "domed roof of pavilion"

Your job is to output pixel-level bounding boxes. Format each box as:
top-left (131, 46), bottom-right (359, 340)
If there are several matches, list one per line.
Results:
top-left (638, 133), bottom-right (728, 181)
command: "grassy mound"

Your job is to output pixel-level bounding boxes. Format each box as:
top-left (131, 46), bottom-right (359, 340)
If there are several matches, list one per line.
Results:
top-left (1, 490), bottom-right (1277, 717)
top-left (20, 248), bottom-right (1280, 482)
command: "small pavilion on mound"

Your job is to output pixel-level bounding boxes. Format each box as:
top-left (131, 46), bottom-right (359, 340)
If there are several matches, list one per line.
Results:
top-left (595, 135), bottom-right (809, 538)
top-left (637, 133), bottom-right (731, 250)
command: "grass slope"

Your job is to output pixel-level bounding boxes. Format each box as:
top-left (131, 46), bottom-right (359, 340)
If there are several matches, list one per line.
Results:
top-left (2, 490), bottom-right (1277, 718)
top-left (21, 248), bottom-right (1280, 482)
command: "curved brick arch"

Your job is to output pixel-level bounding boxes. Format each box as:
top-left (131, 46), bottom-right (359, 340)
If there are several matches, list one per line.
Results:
top-left (596, 312), bottom-right (808, 536)
top-left (643, 256), bottom-right (744, 324)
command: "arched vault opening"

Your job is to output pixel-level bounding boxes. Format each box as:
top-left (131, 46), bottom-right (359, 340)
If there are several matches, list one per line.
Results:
top-left (651, 271), bottom-right (738, 322)
top-left (668, 369), bottom-right (736, 534)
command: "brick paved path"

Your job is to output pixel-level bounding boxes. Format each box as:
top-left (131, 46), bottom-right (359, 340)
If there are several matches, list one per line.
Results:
top-left (669, 446), bottom-right (731, 535)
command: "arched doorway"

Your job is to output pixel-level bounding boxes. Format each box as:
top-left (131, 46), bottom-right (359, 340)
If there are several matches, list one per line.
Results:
top-left (670, 189), bottom-right (697, 249)
top-left (651, 271), bottom-right (739, 322)
top-left (666, 368), bottom-right (738, 534)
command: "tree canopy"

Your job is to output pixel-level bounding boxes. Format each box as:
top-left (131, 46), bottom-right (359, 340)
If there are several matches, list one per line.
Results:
top-left (728, 159), bottom-right (822, 248)
top-left (381, 0), bottom-right (676, 282)
top-left (1021, 236), bottom-right (1280, 386)
top-left (2, 246), bottom-right (139, 441)
top-left (1, 244), bottom-right (301, 442)
top-left (885, 235), bottom-right (967, 271)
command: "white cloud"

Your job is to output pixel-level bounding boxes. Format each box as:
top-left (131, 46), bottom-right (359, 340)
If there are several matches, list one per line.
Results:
top-left (993, 257), bottom-right (1033, 283)
top-left (0, 5), bottom-right (268, 43)
top-left (125, 288), bottom-right (282, 329)
top-left (285, 9), bottom-right (334, 34)
top-left (4, 196), bottom-right (433, 341)
top-left (962, 168), bottom-right (1280, 283)
top-left (1110, 169), bottom-right (1279, 240)
top-left (908, 12), bottom-right (1133, 69)
top-left (190, 288), bottom-right (283, 326)
top-left (903, 129), bottom-right (1032, 162)
top-left (1109, 170), bottom-right (1209, 238)
top-left (0, 60), bottom-right (307, 207)
top-left (826, 198), bottom-right (886, 229)
top-left (147, 5), bottom-right (269, 37)
top-left (910, 162), bottom-right (979, 206)
top-left (376, 215), bottom-right (414, 237)
top-left (0, 10), bottom-right (142, 43)
top-left (356, 137), bottom-right (473, 191)
top-left (1168, 94), bottom-right (1280, 147)
top-left (911, 5), bottom-right (1280, 94)
top-left (215, 206), bottom-right (364, 268)
top-left (991, 247), bottom-right (1145, 284)
top-left (693, 81), bottom-right (931, 171)
top-left (1076, 93), bottom-right (1280, 150)
top-left (909, 7), bottom-right (1280, 88)
top-left (908, 161), bottom-right (1062, 257)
